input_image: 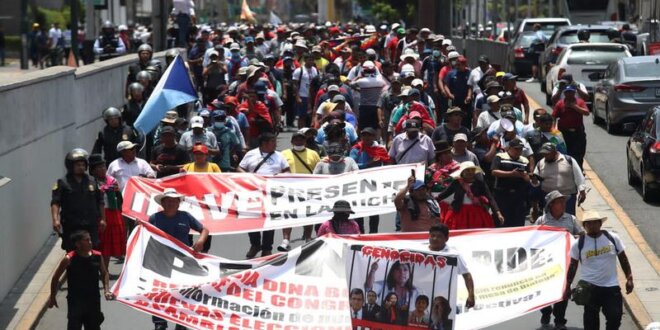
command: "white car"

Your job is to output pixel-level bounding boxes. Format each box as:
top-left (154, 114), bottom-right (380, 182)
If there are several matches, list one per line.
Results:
top-left (545, 43), bottom-right (632, 105)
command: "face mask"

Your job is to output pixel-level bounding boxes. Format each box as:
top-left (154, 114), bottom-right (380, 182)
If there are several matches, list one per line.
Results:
top-left (432, 50), bottom-right (441, 58)
top-left (450, 60), bottom-right (457, 66)
top-left (293, 145), bottom-right (305, 151)
top-left (231, 53), bottom-right (241, 61)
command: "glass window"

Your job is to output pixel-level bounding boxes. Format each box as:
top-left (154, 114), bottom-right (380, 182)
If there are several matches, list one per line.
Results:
top-left (624, 61), bottom-right (660, 78)
top-left (557, 31), bottom-right (615, 44)
top-left (567, 47), bottom-right (628, 65)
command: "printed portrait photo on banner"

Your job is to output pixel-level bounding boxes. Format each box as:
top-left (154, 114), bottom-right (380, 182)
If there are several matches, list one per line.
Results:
top-left (343, 244), bottom-right (459, 329)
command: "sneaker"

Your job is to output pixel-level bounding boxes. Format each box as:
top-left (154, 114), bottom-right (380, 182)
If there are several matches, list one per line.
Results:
top-left (277, 239), bottom-right (290, 252)
top-left (245, 245), bottom-right (260, 259)
top-left (554, 324), bottom-right (567, 330)
top-left (525, 77), bottom-right (537, 83)
top-left (261, 249), bottom-right (273, 257)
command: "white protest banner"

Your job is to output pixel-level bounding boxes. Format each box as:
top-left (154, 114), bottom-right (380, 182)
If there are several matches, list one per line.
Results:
top-left (121, 164), bottom-right (425, 234)
top-left (113, 225), bottom-right (570, 329)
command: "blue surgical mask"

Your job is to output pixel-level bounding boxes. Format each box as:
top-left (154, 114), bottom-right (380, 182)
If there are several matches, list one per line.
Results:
top-left (214, 122), bottom-right (225, 129)
top-left (231, 53), bottom-right (241, 60)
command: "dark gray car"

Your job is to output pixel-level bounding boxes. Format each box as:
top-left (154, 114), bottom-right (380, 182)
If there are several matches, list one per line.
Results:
top-left (592, 56), bottom-right (660, 133)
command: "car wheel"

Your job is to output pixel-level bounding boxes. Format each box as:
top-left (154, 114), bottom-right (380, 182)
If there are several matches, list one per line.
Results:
top-left (627, 153), bottom-right (640, 185)
top-left (641, 162), bottom-right (657, 202)
top-left (605, 106), bottom-right (620, 134)
top-left (592, 102), bottom-right (603, 125)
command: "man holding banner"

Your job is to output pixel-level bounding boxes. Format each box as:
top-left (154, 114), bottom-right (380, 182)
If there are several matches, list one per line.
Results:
top-left (147, 188), bottom-right (208, 330)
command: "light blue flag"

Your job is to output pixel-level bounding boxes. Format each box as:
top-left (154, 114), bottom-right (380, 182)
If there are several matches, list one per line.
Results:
top-left (133, 55), bottom-right (197, 134)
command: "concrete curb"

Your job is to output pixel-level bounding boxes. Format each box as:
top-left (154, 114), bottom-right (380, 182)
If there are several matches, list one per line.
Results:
top-left (12, 238), bottom-right (65, 330)
top-left (527, 95), bottom-right (659, 329)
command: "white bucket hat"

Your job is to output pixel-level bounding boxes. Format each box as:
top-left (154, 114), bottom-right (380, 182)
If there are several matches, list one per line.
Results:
top-left (154, 188), bottom-right (185, 206)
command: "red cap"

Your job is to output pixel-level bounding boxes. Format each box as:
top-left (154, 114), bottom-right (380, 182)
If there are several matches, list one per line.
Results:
top-left (192, 144), bottom-right (208, 154)
top-left (408, 111), bottom-right (422, 119)
top-left (457, 56), bottom-right (468, 64)
top-left (223, 96), bottom-right (238, 106)
top-left (329, 27), bottom-right (340, 35)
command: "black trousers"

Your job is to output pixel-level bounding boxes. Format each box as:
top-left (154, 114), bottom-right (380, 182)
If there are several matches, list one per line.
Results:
top-left (540, 298), bottom-right (568, 325)
top-left (248, 230), bottom-right (274, 251)
top-left (68, 296), bottom-right (102, 330)
top-left (355, 215), bottom-right (380, 234)
top-left (584, 285), bottom-right (623, 330)
top-left (560, 129), bottom-right (586, 170)
top-left (495, 189), bottom-right (528, 227)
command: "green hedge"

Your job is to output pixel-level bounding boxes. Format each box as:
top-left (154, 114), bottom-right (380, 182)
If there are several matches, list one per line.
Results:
top-left (5, 35), bottom-right (21, 53)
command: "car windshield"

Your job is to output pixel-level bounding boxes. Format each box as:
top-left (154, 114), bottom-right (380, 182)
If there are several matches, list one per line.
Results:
top-left (624, 61), bottom-right (660, 78)
top-left (558, 32), bottom-right (613, 44)
top-left (567, 47), bottom-right (628, 65)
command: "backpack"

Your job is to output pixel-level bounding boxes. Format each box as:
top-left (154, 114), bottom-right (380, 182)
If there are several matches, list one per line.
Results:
top-left (577, 230), bottom-right (619, 262)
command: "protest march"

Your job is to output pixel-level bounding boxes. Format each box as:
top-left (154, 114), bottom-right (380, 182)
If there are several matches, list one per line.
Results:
top-left (46, 5), bottom-right (636, 330)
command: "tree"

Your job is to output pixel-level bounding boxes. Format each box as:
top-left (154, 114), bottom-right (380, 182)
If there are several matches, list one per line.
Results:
top-left (357, 0), bottom-right (418, 24)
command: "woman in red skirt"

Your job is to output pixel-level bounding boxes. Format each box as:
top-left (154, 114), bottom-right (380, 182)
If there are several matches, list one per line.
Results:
top-left (434, 161), bottom-right (504, 229)
top-left (424, 140), bottom-right (460, 222)
top-left (89, 154), bottom-right (126, 270)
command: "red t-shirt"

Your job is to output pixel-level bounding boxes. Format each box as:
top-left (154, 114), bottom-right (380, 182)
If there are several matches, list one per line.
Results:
top-left (387, 36), bottom-right (399, 63)
top-left (438, 65), bottom-right (452, 82)
top-left (552, 98), bottom-right (587, 130)
top-left (238, 100), bottom-right (273, 138)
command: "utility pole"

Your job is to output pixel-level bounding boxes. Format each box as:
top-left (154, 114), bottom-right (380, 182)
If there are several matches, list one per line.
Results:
top-left (20, 0), bottom-right (28, 69)
top-left (71, 0), bottom-right (79, 64)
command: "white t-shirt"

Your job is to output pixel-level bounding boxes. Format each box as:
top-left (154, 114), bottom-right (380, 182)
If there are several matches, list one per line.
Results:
top-left (570, 231), bottom-right (625, 287)
top-left (239, 148), bottom-right (289, 175)
top-left (468, 66), bottom-right (489, 95)
top-left (477, 110), bottom-right (501, 130)
top-left (355, 75), bottom-right (387, 106)
top-left (440, 245), bottom-right (470, 275)
top-left (49, 27), bottom-right (62, 49)
top-left (292, 66), bottom-right (319, 98)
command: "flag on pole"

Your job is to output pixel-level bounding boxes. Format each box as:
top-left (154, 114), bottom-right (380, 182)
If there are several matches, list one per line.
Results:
top-left (240, 0), bottom-right (257, 23)
top-left (269, 11), bottom-right (282, 26)
top-left (133, 55), bottom-right (197, 134)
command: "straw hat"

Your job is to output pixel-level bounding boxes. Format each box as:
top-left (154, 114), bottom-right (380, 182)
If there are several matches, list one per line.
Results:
top-left (450, 161), bottom-right (483, 178)
top-left (578, 210), bottom-right (608, 224)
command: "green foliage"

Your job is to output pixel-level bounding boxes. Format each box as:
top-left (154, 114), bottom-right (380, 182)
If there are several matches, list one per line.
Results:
top-left (4, 35), bottom-right (22, 52)
top-left (29, 1), bottom-right (85, 28)
top-left (357, 0), bottom-right (417, 23)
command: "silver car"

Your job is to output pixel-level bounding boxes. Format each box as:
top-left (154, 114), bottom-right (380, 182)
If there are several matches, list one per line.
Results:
top-left (592, 56), bottom-right (660, 133)
top-left (545, 43), bottom-right (632, 105)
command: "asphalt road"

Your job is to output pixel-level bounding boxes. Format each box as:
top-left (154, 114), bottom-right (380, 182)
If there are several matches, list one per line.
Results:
top-left (518, 81), bottom-right (660, 255)
top-left (36, 123), bottom-right (638, 329)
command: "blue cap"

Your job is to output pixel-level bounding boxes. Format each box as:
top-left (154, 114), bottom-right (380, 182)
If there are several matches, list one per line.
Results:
top-left (254, 81), bottom-right (267, 94)
top-left (198, 109), bottom-right (210, 117)
top-left (564, 85), bottom-right (577, 93)
top-left (244, 36), bottom-right (255, 43)
top-left (282, 56), bottom-right (293, 62)
top-left (412, 180), bottom-right (426, 190)
top-left (502, 73), bottom-right (518, 81)
top-left (212, 109), bottom-right (227, 118)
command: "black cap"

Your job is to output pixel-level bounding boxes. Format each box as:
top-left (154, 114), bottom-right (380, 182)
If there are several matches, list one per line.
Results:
top-left (88, 153), bottom-right (105, 167)
top-left (360, 127), bottom-right (377, 136)
top-left (161, 126), bottom-right (176, 135)
top-left (478, 55), bottom-right (490, 64)
top-left (502, 109), bottom-right (517, 120)
top-left (508, 138), bottom-right (524, 149)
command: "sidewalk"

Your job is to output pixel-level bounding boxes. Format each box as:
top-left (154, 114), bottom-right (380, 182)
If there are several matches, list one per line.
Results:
top-left (580, 161), bottom-right (660, 327)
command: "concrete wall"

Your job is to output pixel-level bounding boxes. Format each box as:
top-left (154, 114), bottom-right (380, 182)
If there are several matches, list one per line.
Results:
top-left (0, 51), bottom-right (167, 302)
top-left (456, 38), bottom-right (510, 70)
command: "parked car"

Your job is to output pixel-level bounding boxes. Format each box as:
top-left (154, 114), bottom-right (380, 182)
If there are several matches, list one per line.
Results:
top-left (507, 31), bottom-right (544, 77)
top-left (592, 56), bottom-right (660, 133)
top-left (545, 43), bottom-right (632, 105)
top-left (539, 25), bottom-right (619, 92)
top-left (513, 18), bottom-right (572, 39)
top-left (626, 105), bottom-right (660, 201)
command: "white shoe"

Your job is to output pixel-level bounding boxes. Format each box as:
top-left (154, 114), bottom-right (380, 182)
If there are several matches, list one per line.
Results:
top-left (277, 239), bottom-right (290, 252)
top-left (525, 77), bottom-right (537, 83)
